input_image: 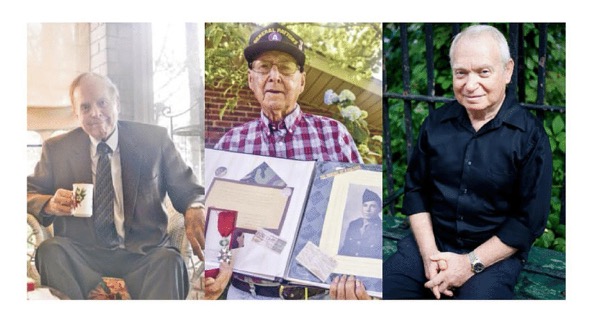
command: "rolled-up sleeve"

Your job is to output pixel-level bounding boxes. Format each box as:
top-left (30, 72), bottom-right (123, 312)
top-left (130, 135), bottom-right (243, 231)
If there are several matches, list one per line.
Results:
top-left (496, 127), bottom-right (553, 253)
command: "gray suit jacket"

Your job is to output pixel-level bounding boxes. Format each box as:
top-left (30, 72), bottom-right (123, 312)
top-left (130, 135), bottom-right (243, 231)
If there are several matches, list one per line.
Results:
top-left (27, 121), bottom-right (204, 254)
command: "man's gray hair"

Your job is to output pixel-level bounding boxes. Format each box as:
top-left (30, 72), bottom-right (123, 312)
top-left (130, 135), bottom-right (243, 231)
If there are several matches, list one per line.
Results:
top-left (449, 24), bottom-right (511, 67)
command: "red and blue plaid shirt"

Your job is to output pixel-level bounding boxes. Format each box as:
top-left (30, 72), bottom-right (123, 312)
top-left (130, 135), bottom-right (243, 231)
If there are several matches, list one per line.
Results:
top-left (215, 105), bottom-right (362, 163)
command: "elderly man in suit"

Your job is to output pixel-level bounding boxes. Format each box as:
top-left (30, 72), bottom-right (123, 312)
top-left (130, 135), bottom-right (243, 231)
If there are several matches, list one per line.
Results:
top-left (27, 73), bottom-right (205, 299)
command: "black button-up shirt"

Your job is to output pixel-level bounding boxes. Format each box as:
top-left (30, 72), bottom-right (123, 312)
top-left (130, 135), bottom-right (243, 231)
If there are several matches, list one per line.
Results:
top-left (402, 92), bottom-right (553, 260)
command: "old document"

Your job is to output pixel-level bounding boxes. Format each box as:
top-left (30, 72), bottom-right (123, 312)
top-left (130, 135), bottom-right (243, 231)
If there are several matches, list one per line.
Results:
top-left (205, 178), bottom-right (291, 234)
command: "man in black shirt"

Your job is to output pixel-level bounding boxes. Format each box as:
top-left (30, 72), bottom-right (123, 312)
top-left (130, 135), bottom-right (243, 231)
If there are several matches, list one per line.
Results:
top-left (383, 25), bottom-right (553, 299)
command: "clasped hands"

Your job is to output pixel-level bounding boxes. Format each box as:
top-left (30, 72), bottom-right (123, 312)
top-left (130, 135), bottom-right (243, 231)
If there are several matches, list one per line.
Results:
top-left (423, 252), bottom-right (475, 299)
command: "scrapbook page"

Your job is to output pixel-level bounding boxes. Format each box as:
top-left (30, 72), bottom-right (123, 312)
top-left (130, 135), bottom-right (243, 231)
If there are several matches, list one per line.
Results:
top-left (285, 161), bottom-right (383, 298)
top-left (203, 149), bottom-right (383, 297)
top-left (204, 148), bottom-right (316, 280)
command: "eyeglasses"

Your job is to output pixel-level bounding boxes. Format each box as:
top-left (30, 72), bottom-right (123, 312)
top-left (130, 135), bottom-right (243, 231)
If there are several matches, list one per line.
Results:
top-left (250, 60), bottom-right (301, 76)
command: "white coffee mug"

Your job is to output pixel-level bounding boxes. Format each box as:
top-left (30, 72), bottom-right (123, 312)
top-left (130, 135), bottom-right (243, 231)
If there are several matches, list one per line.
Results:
top-left (72, 183), bottom-right (93, 217)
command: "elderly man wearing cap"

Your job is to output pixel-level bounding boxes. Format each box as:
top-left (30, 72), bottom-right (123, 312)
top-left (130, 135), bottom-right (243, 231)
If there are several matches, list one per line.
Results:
top-left (207, 23), bottom-right (371, 300)
top-left (215, 23), bottom-right (362, 163)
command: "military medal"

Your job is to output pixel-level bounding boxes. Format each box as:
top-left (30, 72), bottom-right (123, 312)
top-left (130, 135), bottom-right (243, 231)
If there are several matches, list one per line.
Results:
top-left (216, 211), bottom-right (236, 264)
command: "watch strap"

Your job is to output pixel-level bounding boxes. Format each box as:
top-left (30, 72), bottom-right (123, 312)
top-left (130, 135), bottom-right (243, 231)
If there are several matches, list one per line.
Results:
top-left (468, 251), bottom-right (484, 273)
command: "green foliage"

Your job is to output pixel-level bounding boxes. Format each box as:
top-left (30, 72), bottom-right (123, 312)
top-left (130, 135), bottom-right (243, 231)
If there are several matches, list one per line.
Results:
top-left (383, 23), bottom-right (566, 252)
top-left (205, 23), bottom-right (252, 118)
top-left (324, 89), bottom-right (383, 164)
top-left (288, 23), bottom-right (382, 80)
top-left (205, 23), bottom-right (382, 115)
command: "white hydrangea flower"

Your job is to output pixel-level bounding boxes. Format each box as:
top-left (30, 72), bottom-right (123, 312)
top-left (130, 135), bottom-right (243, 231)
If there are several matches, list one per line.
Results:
top-left (340, 105), bottom-right (362, 121)
top-left (339, 89), bottom-right (356, 102)
top-left (324, 89), bottom-right (339, 105)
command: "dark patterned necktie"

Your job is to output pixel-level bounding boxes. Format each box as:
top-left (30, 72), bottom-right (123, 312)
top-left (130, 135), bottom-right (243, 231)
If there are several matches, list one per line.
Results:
top-left (94, 141), bottom-right (119, 248)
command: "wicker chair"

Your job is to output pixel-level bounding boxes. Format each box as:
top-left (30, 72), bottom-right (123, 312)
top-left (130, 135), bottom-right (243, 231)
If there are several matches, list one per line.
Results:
top-left (26, 197), bottom-right (204, 299)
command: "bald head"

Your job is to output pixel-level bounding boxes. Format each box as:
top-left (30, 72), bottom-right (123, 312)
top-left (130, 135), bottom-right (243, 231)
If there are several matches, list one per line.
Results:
top-left (70, 73), bottom-right (120, 141)
top-left (450, 25), bottom-right (511, 68)
top-left (69, 73), bottom-right (119, 107)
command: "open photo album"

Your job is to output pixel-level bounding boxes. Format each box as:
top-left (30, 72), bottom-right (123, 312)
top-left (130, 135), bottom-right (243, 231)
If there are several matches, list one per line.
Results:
top-left (203, 148), bottom-right (383, 298)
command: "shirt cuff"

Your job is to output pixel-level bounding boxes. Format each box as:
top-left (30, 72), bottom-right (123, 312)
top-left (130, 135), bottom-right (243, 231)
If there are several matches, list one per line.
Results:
top-left (189, 202), bottom-right (205, 209)
top-left (496, 218), bottom-right (535, 253)
top-left (402, 192), bottom-right (428, 216)
top-left (38, 200), bottom-right (56, 226)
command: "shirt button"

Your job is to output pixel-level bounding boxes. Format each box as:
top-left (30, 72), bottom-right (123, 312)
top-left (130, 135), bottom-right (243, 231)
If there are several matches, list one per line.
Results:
top-left (463, 188), bottom-right (468, 194)
top-left (459, 215), bottom-right (464, 221)
top-left (467, 161), bottom-right (472, 166)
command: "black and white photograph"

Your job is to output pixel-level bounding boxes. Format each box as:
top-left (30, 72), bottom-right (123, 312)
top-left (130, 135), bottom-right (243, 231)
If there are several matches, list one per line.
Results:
top-left (338, 185), bottom-right (382, 259)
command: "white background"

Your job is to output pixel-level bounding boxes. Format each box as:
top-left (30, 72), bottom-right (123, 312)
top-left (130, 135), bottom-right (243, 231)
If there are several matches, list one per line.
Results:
top-left (5, 1), bottom-right (589, 326)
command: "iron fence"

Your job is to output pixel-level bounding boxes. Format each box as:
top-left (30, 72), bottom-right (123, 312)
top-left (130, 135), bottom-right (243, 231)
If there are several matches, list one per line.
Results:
top-left (382, 23), bottom-right (566, 229)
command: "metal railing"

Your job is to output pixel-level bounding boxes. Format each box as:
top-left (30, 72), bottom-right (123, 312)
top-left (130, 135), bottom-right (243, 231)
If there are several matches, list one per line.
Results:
top-left (383, 23), bottom-right (566, 225)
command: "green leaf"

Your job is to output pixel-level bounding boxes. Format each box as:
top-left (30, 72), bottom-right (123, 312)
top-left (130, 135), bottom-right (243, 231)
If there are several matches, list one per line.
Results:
top-left (211, 29), bottom-right (223, 49)
top-left (539, 229), bottom-right (555, 248)
top-left (558, 138), bottom-right (566, 153)
top-left (552, 115), bottom-right (565, 135)
top-left (552, 237), bottom-right (566, 252)
top-left (548, 213), bottom-right (559, 229)
top-left (543, 125), bottom-right (553, 137)
top-left (550, 196), bottom-right (561, 212)
top-left (553, 243), bottom-right (566, 253)
top-left (555, 224), bottom-right (566, 238)
top-left (553, 158), bottom-right (564, 171)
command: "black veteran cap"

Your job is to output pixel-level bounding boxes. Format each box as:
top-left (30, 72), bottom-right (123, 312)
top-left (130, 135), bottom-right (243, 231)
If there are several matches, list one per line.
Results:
top-left (362, 189), bottom-right (381, 204)
top-left (244, 23), bottom-right (306, 71)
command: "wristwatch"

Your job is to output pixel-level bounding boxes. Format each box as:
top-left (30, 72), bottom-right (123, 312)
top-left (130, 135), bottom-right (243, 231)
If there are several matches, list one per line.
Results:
top-left (468, 251), bottom-right (485, 274)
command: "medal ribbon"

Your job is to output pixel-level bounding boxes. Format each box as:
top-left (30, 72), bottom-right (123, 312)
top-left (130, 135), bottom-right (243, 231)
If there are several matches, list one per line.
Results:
top-left (217, 210), bottom-right (237, 264)
top-left (218, 211), bottom-right (236, 237)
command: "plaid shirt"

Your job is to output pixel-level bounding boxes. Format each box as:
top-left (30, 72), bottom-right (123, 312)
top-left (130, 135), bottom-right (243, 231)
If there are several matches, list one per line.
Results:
top-left (214, 105), bottom-right (363, 163)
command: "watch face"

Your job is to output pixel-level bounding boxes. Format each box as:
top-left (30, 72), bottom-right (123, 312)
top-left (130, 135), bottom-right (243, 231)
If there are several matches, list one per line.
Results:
top-left (473, 262), bottom-right (485, 273)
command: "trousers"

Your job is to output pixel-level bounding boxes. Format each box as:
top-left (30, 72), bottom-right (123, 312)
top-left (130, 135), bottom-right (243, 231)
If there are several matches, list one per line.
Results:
top-left (383, 234), bottom-right (523, 300)
top-left (36, 236), bottom-right (188, 299)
